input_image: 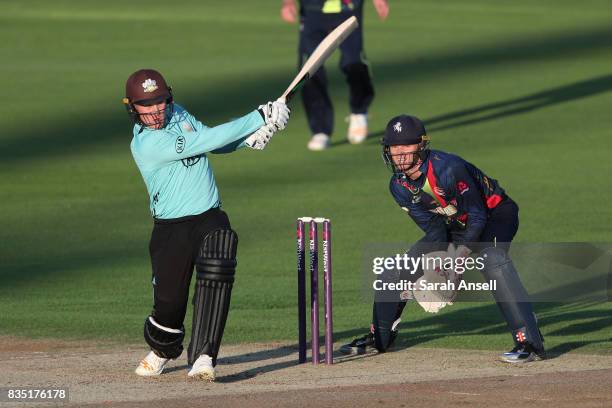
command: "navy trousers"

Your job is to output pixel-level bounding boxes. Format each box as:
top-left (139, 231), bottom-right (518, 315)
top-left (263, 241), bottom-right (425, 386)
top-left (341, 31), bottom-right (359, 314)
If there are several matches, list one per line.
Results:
top-left (299, 9), bottom-right (375, 136)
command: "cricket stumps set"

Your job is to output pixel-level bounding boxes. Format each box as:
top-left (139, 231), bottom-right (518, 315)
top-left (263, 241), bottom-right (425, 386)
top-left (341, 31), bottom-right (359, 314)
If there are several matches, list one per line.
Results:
top-left (297, 217), bottom-right (333, 365)
top-left (288, 18), bottom-right (354, 365)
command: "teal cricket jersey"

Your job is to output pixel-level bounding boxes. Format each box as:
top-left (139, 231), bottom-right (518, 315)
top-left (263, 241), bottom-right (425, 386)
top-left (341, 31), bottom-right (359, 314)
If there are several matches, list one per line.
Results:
top-left (130, 104), bottom-right (264, 219)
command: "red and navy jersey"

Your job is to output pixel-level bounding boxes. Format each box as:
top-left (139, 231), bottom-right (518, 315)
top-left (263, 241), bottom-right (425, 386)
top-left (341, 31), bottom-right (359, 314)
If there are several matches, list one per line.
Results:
top-left (389, 149), bottom-right (507, 244)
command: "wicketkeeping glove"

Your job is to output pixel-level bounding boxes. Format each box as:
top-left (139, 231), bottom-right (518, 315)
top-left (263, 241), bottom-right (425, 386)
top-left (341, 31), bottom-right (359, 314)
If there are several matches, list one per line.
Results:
top-left (412, 244), bottom-right (464, 313)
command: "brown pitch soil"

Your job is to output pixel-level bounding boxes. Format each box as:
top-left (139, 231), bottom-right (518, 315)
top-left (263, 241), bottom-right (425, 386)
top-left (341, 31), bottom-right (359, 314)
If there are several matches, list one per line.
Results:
top-left (0, 336), bottom-right (610, 408)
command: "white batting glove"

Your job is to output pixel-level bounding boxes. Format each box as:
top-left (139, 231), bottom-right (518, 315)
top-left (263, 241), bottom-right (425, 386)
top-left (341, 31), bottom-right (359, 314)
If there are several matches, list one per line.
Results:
top-left (258, 99), bottom-right (290, 131)
top-left (245, 124), bottom-right (276, 150)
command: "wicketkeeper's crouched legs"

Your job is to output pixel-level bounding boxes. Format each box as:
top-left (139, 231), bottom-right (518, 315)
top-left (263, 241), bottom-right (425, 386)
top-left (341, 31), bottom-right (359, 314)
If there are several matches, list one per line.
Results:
top-left (188, 228), bottom-right (238, 366)
top-left (372, 300), bottom-right (406, 352)
top-left (481, 246), bottom-right (544, 351)
top-left (370, 239), bottom-right (448, 352)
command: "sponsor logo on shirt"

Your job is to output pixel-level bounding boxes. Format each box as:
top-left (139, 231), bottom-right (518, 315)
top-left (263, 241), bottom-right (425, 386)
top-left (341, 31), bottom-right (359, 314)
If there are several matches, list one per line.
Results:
top-left (399, 179), bottom-right (420, 194)
top-left (175, 136), bottom-right (185, 153)
top-left (434, 186), bottom-right (445, 196)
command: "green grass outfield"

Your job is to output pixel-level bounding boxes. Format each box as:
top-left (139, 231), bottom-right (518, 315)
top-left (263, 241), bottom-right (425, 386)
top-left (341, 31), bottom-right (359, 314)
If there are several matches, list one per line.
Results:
top-left (1, 0), bottom-right (610, 355)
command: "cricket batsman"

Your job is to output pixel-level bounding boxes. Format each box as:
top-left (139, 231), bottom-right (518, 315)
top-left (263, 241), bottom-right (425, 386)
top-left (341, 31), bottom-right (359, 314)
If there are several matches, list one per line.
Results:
top-left (340, 114), bottom-right (547, 363)
top-left (124, 69), bottom-right (290, 380)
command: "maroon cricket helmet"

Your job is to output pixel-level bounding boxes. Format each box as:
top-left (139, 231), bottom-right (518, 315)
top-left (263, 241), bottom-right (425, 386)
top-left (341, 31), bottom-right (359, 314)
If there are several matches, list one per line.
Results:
top-left (123, 69), bottom-right (174, 128)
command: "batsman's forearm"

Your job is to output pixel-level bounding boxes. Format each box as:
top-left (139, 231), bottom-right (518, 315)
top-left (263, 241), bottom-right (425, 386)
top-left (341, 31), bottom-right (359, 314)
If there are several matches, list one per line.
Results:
top-left (210, 136), bottom-right (250, 154)
top-left (193, 110), bottom-right (264, 153)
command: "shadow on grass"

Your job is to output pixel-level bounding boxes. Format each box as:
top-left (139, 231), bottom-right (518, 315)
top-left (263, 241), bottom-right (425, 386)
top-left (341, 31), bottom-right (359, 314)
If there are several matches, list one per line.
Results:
top-left (2, 25), bottom-right (612, 164)
top-left (427, 74), bottom-right (612, 132)
top-left (0, 249), bottom-right (146, 290)
top-left (332, 73), bottom-right (612, 146)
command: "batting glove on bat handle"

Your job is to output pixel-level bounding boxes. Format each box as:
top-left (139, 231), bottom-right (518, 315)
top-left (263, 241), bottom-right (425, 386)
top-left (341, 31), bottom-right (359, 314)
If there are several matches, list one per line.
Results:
top-left (258, 100), bottom-right (291, 131)
top-left (245, 124), bottom-right (276, 150)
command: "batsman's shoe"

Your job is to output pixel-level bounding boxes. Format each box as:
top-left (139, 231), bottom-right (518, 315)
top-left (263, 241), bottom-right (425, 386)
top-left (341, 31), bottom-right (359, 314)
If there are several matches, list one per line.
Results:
top-left (307, 133), bottom-right (330, 151)
top-left (499, 344), bottom-right (547, 364)
top-left (188, 354), bottom-right (216, 381)
top-left (339, 332), bottom-right (377, 355)
top-left (135, 351), bottom-right (170, 377)
top-left (347, 113), bottom-right (368, 144)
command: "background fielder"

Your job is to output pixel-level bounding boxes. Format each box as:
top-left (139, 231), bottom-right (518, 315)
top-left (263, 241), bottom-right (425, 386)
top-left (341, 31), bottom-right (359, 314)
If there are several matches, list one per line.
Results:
top-left (124, 69), bottom-right (289, 380)
top-left (281, 0), bottom-right (389, 150)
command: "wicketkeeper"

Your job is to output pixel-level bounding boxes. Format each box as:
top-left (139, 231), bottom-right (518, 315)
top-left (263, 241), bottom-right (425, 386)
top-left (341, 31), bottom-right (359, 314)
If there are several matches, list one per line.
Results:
top-left (124, 69), bottom-right (290, 380)
top-left (340, 114), bottom-right (547, 363)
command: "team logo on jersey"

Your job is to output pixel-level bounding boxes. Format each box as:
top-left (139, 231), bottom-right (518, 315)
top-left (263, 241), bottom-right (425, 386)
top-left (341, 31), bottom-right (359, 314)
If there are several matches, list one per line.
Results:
top-left (393, 121), bottom-right (402, 133)
top-left (457, 180), bottom-right (469, 195)
top-left (181, 156), bottom-right (201, 167)
top-left (411, 194), bottom-right (421, 204)
top-left (175, 136), bottom-right (185, 153)
top-left (141, 78), bottom-right (158, 93)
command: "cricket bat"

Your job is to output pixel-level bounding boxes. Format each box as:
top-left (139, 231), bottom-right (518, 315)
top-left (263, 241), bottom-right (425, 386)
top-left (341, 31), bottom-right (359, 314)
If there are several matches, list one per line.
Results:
top-left (279, 16), bottom-right (358, 103)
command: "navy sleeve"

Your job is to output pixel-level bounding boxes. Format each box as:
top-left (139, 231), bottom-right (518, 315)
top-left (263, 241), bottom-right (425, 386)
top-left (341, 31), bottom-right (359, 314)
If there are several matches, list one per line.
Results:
top-left (389, 178), bottom-right (448, 242)
top-left (440, 162), bottom-right (488, 244)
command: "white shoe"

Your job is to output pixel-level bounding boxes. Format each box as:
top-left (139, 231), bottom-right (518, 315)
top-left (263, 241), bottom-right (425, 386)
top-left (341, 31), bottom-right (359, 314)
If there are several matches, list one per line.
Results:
top-left (307, 133), bottom-right (330, 151)
top-left (347, 113), bottom-right (368, 144)
top-left (135, 351), bottom-right (169, 377)
top-left (187, 354), bottom-right (216, 381)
